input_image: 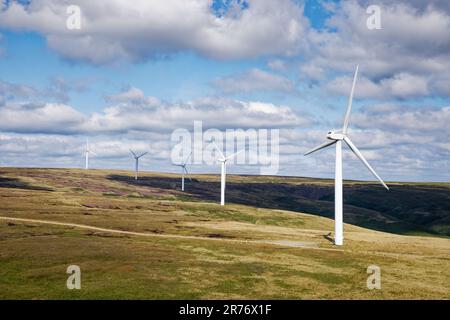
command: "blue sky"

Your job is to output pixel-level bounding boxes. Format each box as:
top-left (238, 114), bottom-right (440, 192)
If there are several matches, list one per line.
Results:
top-left (0, 30), bottom-right (311, 112)
top-left (0, 0), bottom-right (339, 111)
top-left (0, 0), bottom-right (449, 182)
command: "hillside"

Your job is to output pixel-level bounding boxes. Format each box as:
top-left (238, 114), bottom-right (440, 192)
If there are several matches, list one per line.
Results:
top-left (0, 168), bottom-right (449, 299)
top-left (109, 173), bottom-right (450, 237)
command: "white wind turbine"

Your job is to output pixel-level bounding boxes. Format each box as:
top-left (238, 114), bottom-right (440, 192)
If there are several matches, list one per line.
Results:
top-left (304, 65), bottom-right (389, 246)
top-left (212, 142), bottom-right (244, 206)
top-left (130, 150), bottom-right (148, 180)
top-left (84, 138), bottom-right (95, 170)
top-left (173, 152), bottom-right (192, 191)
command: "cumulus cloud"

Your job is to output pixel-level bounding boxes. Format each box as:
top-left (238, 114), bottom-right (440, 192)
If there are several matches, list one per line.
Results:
top-left (211, 69), bottom-right (296, 94)
top-left (0, 87), bottom-right (311, 135)
top-left (0, 1), bottom-right (449, 181)
top-left (0, 133), bottom-right (165, 169)
top-left (87, 96), bottom-right (310, 133)
top-left (327, 73), bottom-right (429, 100)
top-left (105, 87), bottom-right (160, 106)
top-left (300, 64), bottom-right (325, 81)
top-left (352, 104), bottom-right (450, 135)
top-left (303, 0), bottom-right (450, 98)
top-left (0, 94), bottom-right (448, 181)
top-left (0, 102), bottom-right (86, 134)
top-left (334, 103), bottom-right (450, 180)
top-left (267, 59), bottom-right (288, 72)
top-left (0, 80), bottom-right (38, 101)
top-left (0, 77), bottom-right (92, 104)
top-left (0, 86), bottom-right (313, 175)
top-left (44, 76), bottom-right (92, 103)
top-left (0, 0), bottom-right (308, 64)
top-left (294, 99), bottom-right (450, 181)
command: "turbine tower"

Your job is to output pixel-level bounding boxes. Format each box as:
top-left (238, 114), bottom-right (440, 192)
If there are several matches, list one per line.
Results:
top-left (212, 142), bottom-right (244, 206)
top-left (84, 139), bottom-right (95, 170)
top-left (130, 150), bottom-right (148, 180)
top-left (174, 152), bottom-right (192, 191)
top-left (304, 65), bottom-right (389, 246)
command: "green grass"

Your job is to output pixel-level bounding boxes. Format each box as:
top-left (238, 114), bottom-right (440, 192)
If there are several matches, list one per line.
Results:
top-left (0, 168), bottom-right (449, 299)
top-left (101, 171), bottom-right (450, 237)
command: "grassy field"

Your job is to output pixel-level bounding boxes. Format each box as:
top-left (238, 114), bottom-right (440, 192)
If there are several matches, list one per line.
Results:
top-left (0, 168), bottom-right (449, 299)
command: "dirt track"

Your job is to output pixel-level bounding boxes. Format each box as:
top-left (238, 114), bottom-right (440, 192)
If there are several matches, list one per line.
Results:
top-left (0, 216), bottom-right (339, 251)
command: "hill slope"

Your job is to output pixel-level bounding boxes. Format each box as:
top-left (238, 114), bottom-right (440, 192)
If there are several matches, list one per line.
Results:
top-left (0, 168), bottom-right (449, 299)
top-left (107, 173), bottom-right (450, 237)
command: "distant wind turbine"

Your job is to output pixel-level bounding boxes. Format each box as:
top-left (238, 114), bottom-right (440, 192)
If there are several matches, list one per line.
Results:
top-left (173, 152), bottom-right (192, 191)
top-left (212, 142), bottom-right (244, 206)
top-left (304, 65), bottom-right (389, 246)
top-left (130, 150), bottom-right (148, 180)
top-left (84, 139), bottom-right (95, 170)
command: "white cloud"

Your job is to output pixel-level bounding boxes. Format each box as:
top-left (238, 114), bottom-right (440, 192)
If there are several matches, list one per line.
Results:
top-left (303, 0), bottom-right (450, 98)
top-left (0, 98), bottom-right (449, 181)
top-left (0, 77), bottom-right (93, 104)
top-left (212, 68), bottom-right (296, 94)
top-left (0, 133), bottom-right (164, 170)
top-left (0, 0), bottom-right (308, 64)
top-left (105, 87), bottom-right (160, 105)
top-left (0, 102), bottom-right (86, 134)
top-left (86, 96), bottom-right (309, 133)
top-left (267, 59), bottom-right (287, 72)
top-left (44, 76), bottom-right (92, 103)
top-left (0, 87), bottom-right (310, 134)
top-left (300, 64), bottom-right (325, 81)
top-left (352, 104), bottom-right (450, 134)
top-left (292, 100), bottom-right (450, 181)
top-left (1, 1), bottom-right (449, 181)
top-left (327, 73), bottom-right (429, 99)
top-left (0, 80), bottom-right (38, 101)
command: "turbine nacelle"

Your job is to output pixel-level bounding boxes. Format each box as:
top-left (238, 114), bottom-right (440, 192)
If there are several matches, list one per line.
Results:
top-left (326, 131), bottom-right (345, 141)
top-left (174, 152), bottom-right (192, 191)
top-left (130, 149), bottom-right (148, 180)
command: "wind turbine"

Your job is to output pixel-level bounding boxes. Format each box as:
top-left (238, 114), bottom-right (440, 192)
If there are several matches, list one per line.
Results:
top-left (84, 139), bottom-right (95, 170)
top-left (130, 150), bottom-right (148, 180)
top-left (304, 65), bottom-right (389, 246)
top-left (212, 142), bottom-right (244, 206)
top-left (174, 152), bottom-right (192, 191)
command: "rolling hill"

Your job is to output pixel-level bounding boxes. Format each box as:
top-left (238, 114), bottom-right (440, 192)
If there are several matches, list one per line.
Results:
top-left (0, 168), bottom-right (449, 299)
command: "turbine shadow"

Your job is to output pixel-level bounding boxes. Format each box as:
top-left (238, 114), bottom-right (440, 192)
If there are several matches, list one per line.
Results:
top-left (323, 232), bottom-right (334, 243)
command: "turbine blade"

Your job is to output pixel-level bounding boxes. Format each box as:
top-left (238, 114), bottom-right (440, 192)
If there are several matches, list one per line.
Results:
top-left (184, 167), bottom-right (192, 181)
top-left (304, 140), bottom-right (336, 156)
top-left (138, 151), bottom-right (148, 158)
top-left (225, 149), bottom-right (245, 161)
top-left (183, 151), bottom-right (192, 166)
top-left (342, 65), bottom-right (359, 134)
top-left (129, 149), bottom-right (137, 157)
top-left (210, 140), bottom-right (225, 159)
top-left (343, 137), bottom-right (389, 190)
